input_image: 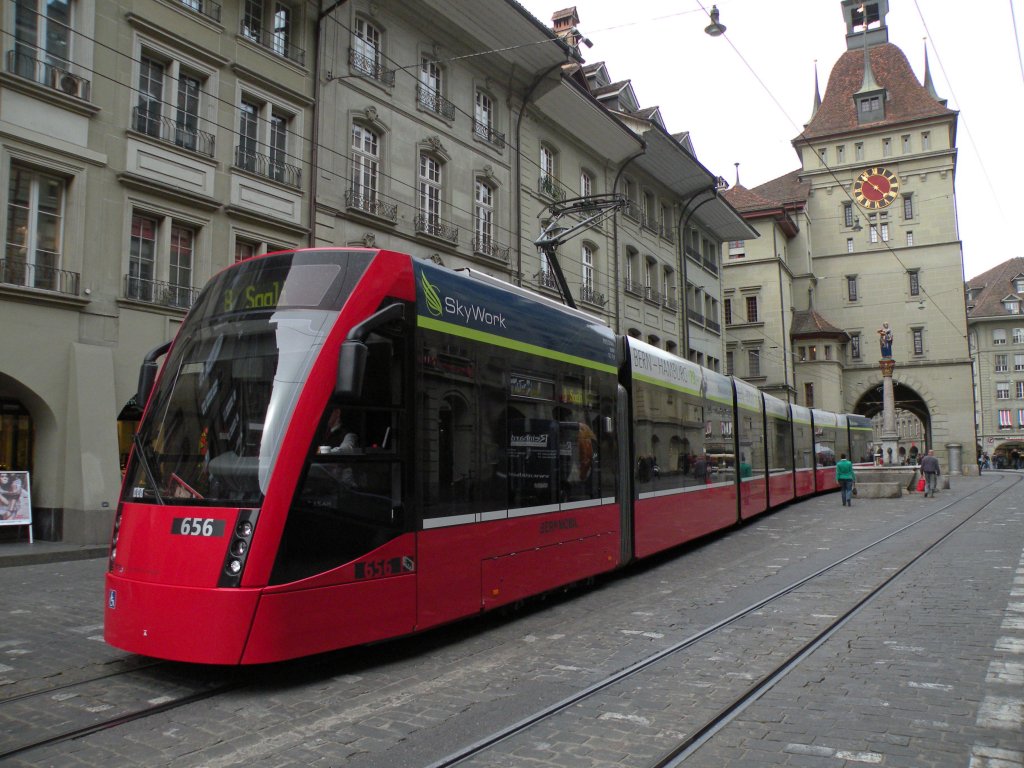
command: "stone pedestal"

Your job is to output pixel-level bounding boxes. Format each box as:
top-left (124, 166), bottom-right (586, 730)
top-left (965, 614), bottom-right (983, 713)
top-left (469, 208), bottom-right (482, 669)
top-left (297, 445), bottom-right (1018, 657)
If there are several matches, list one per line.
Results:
top-left (880, 358), bottom-right (899, 465)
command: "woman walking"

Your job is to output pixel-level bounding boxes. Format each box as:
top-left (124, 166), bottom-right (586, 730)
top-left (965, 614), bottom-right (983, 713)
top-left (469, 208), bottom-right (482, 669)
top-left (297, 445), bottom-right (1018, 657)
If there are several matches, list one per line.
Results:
top-left (836, 453), bottom-right (856, 506)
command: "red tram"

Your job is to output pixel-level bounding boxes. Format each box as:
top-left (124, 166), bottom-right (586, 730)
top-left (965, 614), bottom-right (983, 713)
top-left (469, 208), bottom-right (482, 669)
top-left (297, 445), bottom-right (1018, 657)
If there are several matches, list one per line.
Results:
top-left (104, 248), bottom-right (872, 664)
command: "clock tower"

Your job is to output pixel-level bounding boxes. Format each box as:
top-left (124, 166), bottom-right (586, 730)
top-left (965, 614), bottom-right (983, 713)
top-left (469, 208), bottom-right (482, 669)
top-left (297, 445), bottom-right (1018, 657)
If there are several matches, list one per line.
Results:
top-left (723, 0), bottom-right (975, 472)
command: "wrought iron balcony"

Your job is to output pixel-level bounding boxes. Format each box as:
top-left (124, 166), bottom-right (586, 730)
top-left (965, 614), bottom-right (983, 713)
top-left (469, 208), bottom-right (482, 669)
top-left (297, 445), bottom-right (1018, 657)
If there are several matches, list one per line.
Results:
top-left (240, 22), bottom-right (305, 66)
top-left (417, 85), bottom-right (456, 120)
top-left (687, 308), bottom-right (705, 324)
top-left (702, 256), bottom-right (719, 275)
top-left (0, 257), bottom-right (80, 295)
top-left (623, 200), bottom-right (642, 223)
top-left (659, 224), bottom-right (675, 243)
top-left (705, 317), bottom-right (721, 333)
top-left (5, 50), bottom-right (91, 100)
top-left (473, 236), bottom-right (510, 263)
top-left (234, 146), bottom-right (302, 188)
top-left (414, 214), bottom-right (458, 244)
top-left (124, 274), bottom-right (198, 309)
top-left (537, 270), bottom-right (560, 290)
top-left (132, 106), bottom-right (215, 157)
top-left (580, 285), bottom-right (607, 306)
top-left (349, 49), bottom-right (395, 85)
top-left (623, 278), bottom-right (642, 297)
top-left (345, 189), bottom-right (398, 222)
top-left (663, 295), bottom-right (679, 311)
top-left (473, 119), bottom-right (505, 148)
top-left (643, 286), bottom-right (661, 305)
top-left (538, 175), bottom-right (567, 201)
top-left (684, 244), bottom-right (702, 263)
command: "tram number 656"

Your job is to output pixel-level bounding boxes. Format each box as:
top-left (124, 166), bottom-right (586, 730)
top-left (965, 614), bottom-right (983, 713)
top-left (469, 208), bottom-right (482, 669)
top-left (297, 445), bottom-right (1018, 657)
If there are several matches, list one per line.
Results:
top-left (171, 517), bottom-right (226, 537)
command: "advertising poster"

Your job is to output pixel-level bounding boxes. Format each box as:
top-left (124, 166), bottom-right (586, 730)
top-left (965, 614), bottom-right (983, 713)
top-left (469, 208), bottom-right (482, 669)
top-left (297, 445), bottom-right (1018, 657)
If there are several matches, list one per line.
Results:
top-left (0, 471), bottom-right (32, 526)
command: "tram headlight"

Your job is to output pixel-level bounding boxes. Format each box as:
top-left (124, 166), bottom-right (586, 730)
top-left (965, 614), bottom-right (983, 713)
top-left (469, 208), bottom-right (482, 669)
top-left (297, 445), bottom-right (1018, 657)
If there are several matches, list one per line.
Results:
top-left (219, 508), bottom-right (260, 588)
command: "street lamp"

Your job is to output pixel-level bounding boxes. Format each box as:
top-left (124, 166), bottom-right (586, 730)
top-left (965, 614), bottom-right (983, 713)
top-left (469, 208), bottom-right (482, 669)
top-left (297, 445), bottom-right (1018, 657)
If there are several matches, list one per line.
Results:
top-left (704, 5), bottom-right (727, 36)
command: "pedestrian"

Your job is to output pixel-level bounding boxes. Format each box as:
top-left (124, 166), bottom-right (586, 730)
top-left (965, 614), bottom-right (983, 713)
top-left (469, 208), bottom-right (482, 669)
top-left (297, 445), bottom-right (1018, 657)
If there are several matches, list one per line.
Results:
top-left (920, 449), bottom-right (941, 497)
top-left (836, 453), bottom-right (855, 506)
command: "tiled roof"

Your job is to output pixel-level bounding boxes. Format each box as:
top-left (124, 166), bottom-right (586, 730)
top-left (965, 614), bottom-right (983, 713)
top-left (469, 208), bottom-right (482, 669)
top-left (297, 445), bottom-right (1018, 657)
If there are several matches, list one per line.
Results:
top-left (750, 170), bottom-right (809, 208)
top-left (723, 184), bottom-right (779, 213)
top-left (791, 309), bottom-right (849, 340)
top-left (966, 257), bottom-right (1024, 318)
top-left (800, 43), bottom-right (955, 140)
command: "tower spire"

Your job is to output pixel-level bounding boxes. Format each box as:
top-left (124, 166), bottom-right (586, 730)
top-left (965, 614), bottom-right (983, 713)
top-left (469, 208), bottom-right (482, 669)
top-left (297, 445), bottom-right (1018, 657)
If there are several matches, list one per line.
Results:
top-left (922, 39), bottom-right (946, 105)
top-left (810, 60), bottom-right (822, 120)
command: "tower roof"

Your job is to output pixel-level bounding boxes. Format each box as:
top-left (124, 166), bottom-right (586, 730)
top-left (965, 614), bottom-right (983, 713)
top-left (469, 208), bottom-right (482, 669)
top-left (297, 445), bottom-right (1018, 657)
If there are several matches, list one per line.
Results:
top-left (799, 43), bottom-right (955, 140)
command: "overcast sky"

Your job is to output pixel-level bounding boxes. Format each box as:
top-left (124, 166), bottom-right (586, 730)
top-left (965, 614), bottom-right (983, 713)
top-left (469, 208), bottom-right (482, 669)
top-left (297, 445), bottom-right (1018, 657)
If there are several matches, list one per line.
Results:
top-left (515, 0), bottom-right (1022, 282)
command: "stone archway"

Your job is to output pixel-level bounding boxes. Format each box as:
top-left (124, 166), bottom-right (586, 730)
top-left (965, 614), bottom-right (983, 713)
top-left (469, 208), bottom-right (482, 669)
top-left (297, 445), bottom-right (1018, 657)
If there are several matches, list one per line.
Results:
top-left (852, 377), bottom-right (932, 462)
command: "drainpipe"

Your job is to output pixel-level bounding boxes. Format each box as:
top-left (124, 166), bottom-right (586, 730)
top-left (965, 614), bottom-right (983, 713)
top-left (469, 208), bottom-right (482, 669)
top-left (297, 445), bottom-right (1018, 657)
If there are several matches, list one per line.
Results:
top-left (676, 189), bottom-right (718, 359)
top-left (310, 0), bottom-right (352, 247)
top-left (610, 150), bottom-right (646, 333)
top-left (514, 61), bottom-right (568, 287)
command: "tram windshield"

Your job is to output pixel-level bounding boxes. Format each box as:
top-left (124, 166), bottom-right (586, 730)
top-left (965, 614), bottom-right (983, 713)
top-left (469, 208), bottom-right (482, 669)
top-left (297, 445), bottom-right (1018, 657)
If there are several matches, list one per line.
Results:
top-left (123, 250), bottom-right (373, 506)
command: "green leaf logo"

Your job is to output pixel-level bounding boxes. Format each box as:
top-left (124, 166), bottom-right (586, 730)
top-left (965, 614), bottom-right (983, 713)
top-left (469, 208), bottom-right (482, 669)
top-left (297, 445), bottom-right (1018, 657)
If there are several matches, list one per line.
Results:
top-left (421, 272), bottom-right (443, 317)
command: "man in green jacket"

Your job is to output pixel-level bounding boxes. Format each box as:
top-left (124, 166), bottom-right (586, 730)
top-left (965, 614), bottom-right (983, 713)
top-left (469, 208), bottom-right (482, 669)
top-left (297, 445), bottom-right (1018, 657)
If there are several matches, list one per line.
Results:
top-left (836, 453), bottom-right (856, 506)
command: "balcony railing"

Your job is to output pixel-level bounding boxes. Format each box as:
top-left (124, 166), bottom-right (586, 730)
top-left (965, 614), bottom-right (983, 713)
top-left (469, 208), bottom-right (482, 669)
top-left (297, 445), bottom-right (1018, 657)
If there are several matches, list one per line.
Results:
top-left (234, 146), bottom-right (302, 188)
top-left (414, 214), bottom-right (458, 244)
top-left (5, 50), bottom-right (91, 100)
top-left (659, 224), bottom-right (675, 243)
top-left (0, 257), bottom-right (80, 295)
top-left (417, 85), bottom-right (456, 120)
top-left (345, 189), bottom-right (398, 222)
top-left (641, 213), bottom-right (658, 233)
top-left (537, 270), bottom-right (559, 290)
top-left (643, 286), bottom-right (661, 305)
top-left (663, 295), bottom-right (679, 311)
top-left (240, 23), bottom-right (305, 66)
top-left (473, 236), bottom-right (510, 263)
top-left (580, 285), bottom-right (607, 306)
top-left (624, 278), bottom-right (642, 297)
top-left (538, 175), bottom-right (567, 201)
top-left (132, 106), bottom-right (215, 157)
top-left (124, 274), bottom-right (198, 309)
top-left (705, 317), bottom-right (721, 333)
top-left (623, 200), bottom-right (642, 223)
top-left (473, 119), bottom-right (505, 148)
top-left (702, 256), bottom-right (719, 275)
top-left (349, 49), bottom-right (395, 85)
top-left (684, 244), bottom-right (702, 263)
top-left (687, 308), bottom-right (705, 324)
top-left (178, 0), bottom-right (221, 22)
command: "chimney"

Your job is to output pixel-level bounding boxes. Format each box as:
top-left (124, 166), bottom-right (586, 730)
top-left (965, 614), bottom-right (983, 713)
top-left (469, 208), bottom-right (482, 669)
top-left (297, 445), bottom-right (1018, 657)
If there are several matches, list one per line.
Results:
top-left (552, 6), bottom-right (581, 47)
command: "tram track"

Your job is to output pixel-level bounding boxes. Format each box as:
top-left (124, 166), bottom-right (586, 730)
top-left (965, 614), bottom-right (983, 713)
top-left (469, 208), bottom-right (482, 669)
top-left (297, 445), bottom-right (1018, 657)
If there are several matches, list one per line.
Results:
top-left (426, 474), bottom-right (1021, 768)
top-left (0, 661), bottom-right (245, 762)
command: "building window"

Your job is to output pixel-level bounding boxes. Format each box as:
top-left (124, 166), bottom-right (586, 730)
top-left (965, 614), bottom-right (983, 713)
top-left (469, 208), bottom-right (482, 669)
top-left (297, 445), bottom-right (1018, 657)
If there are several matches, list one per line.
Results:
top-left (473, 178), bottom-right (495, 251)
top-left (855, 142), bottom-right (864, 161)
top-left (921, 131), bottom-right (930, 151)
top-left (804, 382), bottom-right (814, 408)
top-left (882, 137), bottom-right (892, 156)
top-left (241, 0), bottom-right (302, 64)
top-left (906, 231), bottom-right (914, 247)
top-left (903, 193), bottom-right (913, 220)
top-left (846, 237), bottom-right (854, 253)
top-left (351, 17), bottom-right (388, 82)
top-left (4, 163), bottom-right (66, 290)
top-left (1016, 381), bottom-right (1024, 398)
top-left (818, 147), bottom-right (827, 165)
top-left (807, 345), bottom-right (817, 361)
top-left (999, 409), bottom-right (1012, 429)
top-left (132, 50), bottom-right (212, 155)
top-left (725, 350), bottom-right (734, 375)
top-left (909, 271), bottom-right (920, 296)
top-left (836, 144), bottom-right (845, 163)
top-left (851, 334), bottom-right (861, 359)
top-left (580, 170), bottom-right (592, 198)
top-left (418, 153), bottom-right (442, 227)
top-left (1007, 300), bottom-right (1020, 313)
top-left (995, 353), bottom-right (1009, 372)
top-left (912, 327), bottom-right (924, 355)
top-left (12, 0), bottom-right (73, 85)
top-left (994, 329), bottom-right (1007, 345)
top-left (235, 237), bottom-right (258, 262)
top-left (724, 298), bottom-right (732, 325)
top-left (473, 90), bottom-right (502, 146)
top-left (748, 348), bottom-right (761, 377)
top-left (1016, 328), bottom-right (1024, 344)
top-left (581, 242), bottom-right (595, 299)
top-left (127, 211), bottom-right (199, 308)
top-left (745, 295), bottom-right (758, 323)
top-left (843, 202), bottom-right (854, 227)
top-left (901, 134), bottom-right (911, 153)
top-left (351, 123), bottom-right (380, 203)
top-left (234, 95), bottom-right (300, 187)
top-left (847, 275), bottom-right (858, 301)
top-left (1016, 278), bottom-right (1024, 293)
top-left (825, 345), bottom-right (833, 361)
top-left (997, 382), bottom-right (1011, 400)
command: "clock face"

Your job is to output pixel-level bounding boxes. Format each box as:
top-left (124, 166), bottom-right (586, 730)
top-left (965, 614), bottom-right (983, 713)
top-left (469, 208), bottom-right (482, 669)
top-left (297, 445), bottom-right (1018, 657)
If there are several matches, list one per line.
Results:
top-left (853, 167), bottom-right (901, 209)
